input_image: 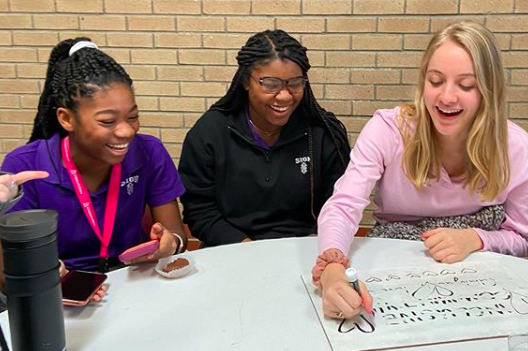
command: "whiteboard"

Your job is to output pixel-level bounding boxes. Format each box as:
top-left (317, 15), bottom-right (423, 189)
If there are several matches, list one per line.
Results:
top-left (302, 260), bottom-right (528, 351)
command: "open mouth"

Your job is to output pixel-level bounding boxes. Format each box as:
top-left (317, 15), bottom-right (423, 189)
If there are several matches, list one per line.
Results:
top-left (269, 105), bottom-right (290, 113)
top-left (437, 107), bottom-right (463, 118)
top-left (107, 142), bottom-right (129, 153)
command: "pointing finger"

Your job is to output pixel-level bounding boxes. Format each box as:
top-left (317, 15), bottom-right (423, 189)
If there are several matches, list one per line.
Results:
top-left (13, 171), bottom-right (49, 185)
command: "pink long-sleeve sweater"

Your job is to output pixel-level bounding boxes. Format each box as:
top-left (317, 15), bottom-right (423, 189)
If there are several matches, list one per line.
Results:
top-left (318, 107), bottom-right (528, 257)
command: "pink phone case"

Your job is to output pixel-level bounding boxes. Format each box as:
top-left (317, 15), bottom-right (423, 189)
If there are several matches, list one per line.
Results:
top-left (118, 240), bottom-right (160, 262)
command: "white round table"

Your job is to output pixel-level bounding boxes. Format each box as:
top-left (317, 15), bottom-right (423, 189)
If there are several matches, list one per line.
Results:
top-left (1, 237), bottom-right (526, 350)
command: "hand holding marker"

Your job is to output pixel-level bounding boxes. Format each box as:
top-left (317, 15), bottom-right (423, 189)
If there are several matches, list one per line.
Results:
top-left (345, 267), bottom-right (374, 316)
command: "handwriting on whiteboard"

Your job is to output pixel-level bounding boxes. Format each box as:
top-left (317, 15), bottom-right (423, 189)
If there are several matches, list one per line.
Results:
top-left (302, 260), bottom-right (528, 351)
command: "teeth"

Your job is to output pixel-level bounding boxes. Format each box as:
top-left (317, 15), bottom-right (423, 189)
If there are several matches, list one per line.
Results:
top-left (270, 105), bottom-right (288, 112)
top-left (438, 107), bottom-right (462, 114)
top-left (108, 143), bottom-right (128, 150)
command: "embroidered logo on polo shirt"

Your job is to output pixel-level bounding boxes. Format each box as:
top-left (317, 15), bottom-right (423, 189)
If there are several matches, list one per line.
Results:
top-left (121, 175), bottom-right (139, 196)
top-left (295, 156), bottom-right (310, 175)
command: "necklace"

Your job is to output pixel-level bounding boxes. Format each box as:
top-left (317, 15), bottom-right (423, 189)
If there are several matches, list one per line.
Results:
top-left (248, 118), bottom-right (281, 137)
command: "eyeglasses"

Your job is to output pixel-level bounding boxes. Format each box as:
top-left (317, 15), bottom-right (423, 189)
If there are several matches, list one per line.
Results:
top-left (252, 76), bottom-right (308, 94)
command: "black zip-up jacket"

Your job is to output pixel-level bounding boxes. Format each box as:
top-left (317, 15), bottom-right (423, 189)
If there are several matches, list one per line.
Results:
top-left (179, 108), bottom-right (349, 246)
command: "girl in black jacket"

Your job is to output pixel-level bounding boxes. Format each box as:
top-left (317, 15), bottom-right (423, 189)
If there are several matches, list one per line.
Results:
top-left (179, 29), bottom-right (350, 246)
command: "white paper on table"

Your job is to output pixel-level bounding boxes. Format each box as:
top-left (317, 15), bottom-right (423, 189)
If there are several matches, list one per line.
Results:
top-left (302, 260), bottom-right (528, 351)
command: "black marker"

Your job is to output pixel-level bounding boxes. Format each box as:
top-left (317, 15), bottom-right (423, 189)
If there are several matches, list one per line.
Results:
top-left (346, 267), bottom-right (374, 316)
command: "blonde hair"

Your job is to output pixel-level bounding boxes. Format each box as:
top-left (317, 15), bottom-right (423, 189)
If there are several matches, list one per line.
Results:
top-left (400, 21), bottom-right (509, 202)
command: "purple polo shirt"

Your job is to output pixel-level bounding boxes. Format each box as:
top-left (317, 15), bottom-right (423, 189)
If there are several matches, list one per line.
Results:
top-left (1, 133), bottom-right (185, 271)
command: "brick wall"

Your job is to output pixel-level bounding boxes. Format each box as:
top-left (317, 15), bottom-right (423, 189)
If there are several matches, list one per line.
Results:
top-left (1, 0), bottom-right (527, 226)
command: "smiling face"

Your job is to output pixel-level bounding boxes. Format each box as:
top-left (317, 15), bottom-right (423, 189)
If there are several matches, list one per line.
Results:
top-left (423, 40), bottom-right (482, 143)
top-left (246, 58), bottom-right (304, 132)
top-left (63, 82), bottom-right (139, 168)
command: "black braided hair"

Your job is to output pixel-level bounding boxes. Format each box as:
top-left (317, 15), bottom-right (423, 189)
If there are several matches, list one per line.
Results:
top-left (29, 37), bottom-right (133, 142)
top-left (211, 29), bottom-right (350, 165)
top-left (212, 29), bottom-right (351, 219)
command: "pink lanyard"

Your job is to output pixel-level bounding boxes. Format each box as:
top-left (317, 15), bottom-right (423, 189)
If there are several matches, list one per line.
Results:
top-left (61, 136), bottom-right (121, 260)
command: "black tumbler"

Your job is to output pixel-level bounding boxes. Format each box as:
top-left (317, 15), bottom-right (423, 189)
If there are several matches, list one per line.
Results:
top-left (0, 210), bottom-right (66, 351)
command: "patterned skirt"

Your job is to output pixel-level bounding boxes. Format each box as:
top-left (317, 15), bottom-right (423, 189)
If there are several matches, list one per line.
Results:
top-left (367, 204), bottom-right (506, 240)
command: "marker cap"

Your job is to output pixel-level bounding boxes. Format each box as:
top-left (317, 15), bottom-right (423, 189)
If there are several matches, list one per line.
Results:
top-left (345, 267), bottom-right (358, 282)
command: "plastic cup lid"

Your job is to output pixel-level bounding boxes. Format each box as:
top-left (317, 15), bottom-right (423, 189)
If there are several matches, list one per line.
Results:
top-left (0, 209), bottom-right (58, 242)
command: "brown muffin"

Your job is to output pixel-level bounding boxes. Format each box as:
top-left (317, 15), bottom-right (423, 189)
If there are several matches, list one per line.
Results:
top-left (162, 258), bottom-right (190, 273)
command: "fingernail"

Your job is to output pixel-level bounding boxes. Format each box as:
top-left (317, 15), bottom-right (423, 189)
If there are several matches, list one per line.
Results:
top-left (364, 306), bottom-right (375, 316)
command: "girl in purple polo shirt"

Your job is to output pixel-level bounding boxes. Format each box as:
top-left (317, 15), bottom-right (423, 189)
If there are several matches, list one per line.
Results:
top-left (1, 38), bottom-right (187, 275)
top-left (313, 21), bottom-right (528, 320)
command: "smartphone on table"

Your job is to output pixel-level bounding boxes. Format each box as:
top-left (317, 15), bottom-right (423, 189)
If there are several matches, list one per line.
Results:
top-left (118, 239), bottom-right (160, 263)
top-left (61, 270), bottom-right (107, 306)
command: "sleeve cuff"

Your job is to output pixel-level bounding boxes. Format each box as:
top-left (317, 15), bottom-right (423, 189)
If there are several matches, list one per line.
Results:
top-left (207, 220), bottom-right (248, 246)
top-left (0, 187), bottom-right (23, 216)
